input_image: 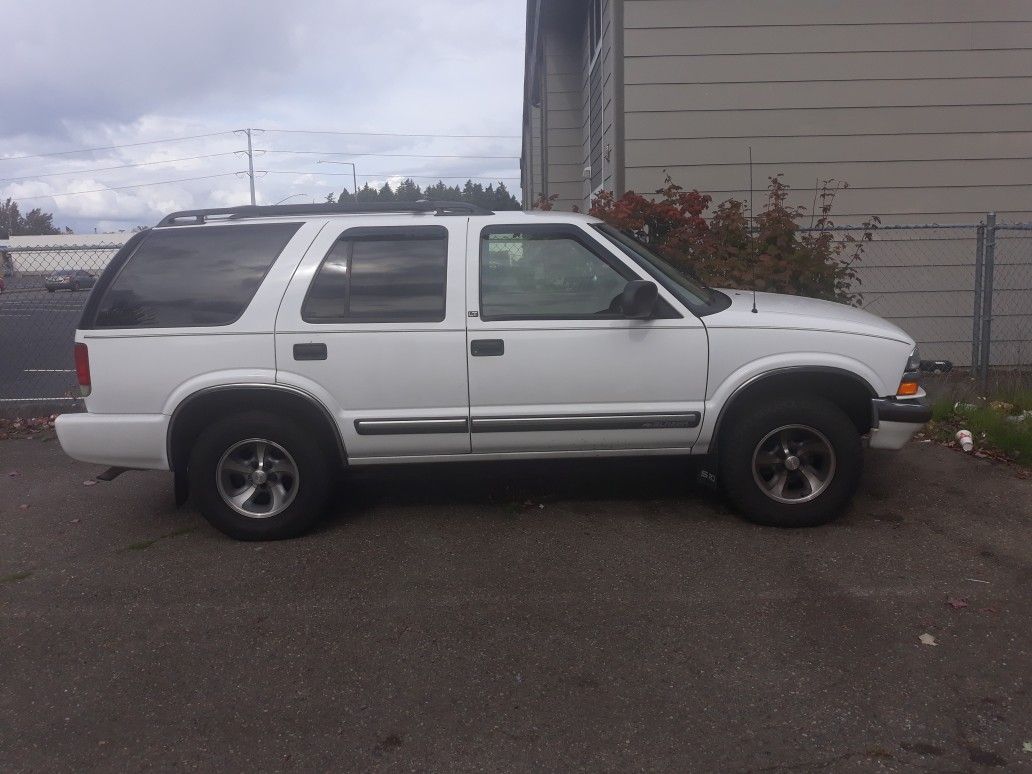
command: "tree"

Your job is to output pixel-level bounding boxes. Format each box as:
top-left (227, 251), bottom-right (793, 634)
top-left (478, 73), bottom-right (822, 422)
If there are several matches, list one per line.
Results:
top-left (0, 198), bottom-right (65, 236)
top-left (326, 179), bottom-right (521, 210)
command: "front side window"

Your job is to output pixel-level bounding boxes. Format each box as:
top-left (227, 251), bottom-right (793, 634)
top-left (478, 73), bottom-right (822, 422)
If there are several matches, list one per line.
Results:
top-left (303, 226), bottom-right (447, 323)
top-left (94, 222), bottom-right (301, 328)
top-left (480, 227), bottom-right (632, 320)
top-left (592, 223), bottom-right (719, 310)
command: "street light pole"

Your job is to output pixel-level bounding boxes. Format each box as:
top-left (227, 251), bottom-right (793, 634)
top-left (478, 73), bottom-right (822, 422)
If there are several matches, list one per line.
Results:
top-left (317, 160), bottom-right (358, 196)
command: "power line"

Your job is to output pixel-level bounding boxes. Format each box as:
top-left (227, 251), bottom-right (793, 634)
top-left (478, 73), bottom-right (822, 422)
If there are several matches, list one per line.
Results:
top-left (0, 152), bottom-right (240, 184)
top-left (11, 172), bottom-right (244, 201)
top-left (0, 131), bottom-right (236, 163)
top-left (259, 127), bottom-right (520, 140)
top-left (260, 170), bottom-right (520, 181)
top-left (259, 149), bottom-right (519, 160)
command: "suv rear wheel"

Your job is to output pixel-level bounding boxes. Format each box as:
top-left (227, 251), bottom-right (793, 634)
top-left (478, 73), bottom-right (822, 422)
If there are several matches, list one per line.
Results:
top-left (188, 411), bottom-right (332, 540)
top-left (718, 397), bottom-right (862, 528)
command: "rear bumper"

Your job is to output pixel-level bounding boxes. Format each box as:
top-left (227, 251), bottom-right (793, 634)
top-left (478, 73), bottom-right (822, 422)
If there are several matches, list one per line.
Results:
top-left (55, 412), bottom-right (170, 470)
top-left (869, 397), bottom-right (932, 450)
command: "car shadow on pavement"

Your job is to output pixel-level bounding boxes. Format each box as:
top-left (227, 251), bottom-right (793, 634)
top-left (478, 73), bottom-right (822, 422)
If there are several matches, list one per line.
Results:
top-left (322, 454), bottom-right (727, 527)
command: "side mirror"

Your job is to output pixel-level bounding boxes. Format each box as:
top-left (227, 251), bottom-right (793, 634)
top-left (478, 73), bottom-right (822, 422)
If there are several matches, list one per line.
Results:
top-left (620, 279), bottom-right (658, 319)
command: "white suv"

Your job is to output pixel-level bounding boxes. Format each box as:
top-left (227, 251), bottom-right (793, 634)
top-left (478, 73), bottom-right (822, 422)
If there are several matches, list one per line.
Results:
top-left (56, 200), bottom-right (931, 540)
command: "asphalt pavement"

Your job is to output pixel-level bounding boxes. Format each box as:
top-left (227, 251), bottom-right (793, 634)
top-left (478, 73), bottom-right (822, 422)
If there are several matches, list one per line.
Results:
top-left (0, 278), bottom-right (88, 408)
top-left (1, 438), bottom-right (1030, 771)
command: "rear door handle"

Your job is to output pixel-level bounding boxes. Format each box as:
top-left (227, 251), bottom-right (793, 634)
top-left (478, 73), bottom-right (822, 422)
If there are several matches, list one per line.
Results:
top-left (470, 339), bottom-right (504, 357)
top-left (293, 342), bottom-right (327, 361)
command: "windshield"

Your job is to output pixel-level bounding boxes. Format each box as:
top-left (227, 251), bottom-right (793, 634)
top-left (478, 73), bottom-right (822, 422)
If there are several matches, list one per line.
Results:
top-left (592, 223), bottom-right (717, 309)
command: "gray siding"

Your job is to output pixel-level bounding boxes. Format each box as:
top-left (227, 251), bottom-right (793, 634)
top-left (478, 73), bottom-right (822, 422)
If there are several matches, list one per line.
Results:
top-left (622, 0), bottom-right (1032, 224)
top-left (542, 13), bottom-right (586, 209)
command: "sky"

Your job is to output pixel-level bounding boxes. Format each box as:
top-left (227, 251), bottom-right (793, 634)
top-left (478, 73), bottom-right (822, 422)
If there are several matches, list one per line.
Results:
top-left (1, 0), bottom-right (526, 234)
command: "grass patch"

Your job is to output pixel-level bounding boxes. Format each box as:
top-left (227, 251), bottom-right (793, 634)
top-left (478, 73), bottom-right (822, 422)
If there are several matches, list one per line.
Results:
top-left (927, 390), bottom-right (1032, 467)
top-left (1, 570), bottom-right (33, 584)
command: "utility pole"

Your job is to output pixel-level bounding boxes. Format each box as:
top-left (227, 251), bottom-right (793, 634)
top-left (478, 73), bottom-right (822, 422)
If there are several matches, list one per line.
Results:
top-left (236, 128), bottom-right (258, 205)
top-left (245, 128), bottom-right (256, 205)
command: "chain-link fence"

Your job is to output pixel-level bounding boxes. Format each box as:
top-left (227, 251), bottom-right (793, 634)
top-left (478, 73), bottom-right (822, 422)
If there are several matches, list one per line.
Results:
top-left (0, 221), bottom-right (1029, 416)
top-left (800, 218), bottom-right (1032, 393)
top-left (1, 243), bottom-right (123, 415)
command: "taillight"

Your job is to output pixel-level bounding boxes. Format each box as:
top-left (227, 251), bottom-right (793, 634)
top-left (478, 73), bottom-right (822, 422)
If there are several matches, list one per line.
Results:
top-left (74, 343), bottom-right (91, 397)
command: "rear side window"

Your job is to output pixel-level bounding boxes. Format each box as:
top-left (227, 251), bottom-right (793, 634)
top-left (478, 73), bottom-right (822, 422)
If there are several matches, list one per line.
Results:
top-left (302, 226), bottom-right (447, 323)
top-left (92, 223), bottom-right (301, 328)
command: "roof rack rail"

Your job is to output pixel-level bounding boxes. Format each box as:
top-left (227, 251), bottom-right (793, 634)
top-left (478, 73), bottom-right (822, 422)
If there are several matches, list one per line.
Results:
top-left (156, 200), bottom-right (494, 227)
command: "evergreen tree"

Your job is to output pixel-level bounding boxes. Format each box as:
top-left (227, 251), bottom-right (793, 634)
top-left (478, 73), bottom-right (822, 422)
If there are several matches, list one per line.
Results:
top-left (356, 183), bottom-right (378, 203)
top-left (325, 179), bottom-right (521, 210)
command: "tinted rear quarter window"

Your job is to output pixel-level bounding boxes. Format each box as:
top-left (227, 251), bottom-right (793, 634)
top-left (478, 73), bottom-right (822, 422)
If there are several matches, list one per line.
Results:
top-left (93, 223), bottom-right (301, 328)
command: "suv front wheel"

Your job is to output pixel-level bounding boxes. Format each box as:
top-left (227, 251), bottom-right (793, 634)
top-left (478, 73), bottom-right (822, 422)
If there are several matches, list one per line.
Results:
top-left (188, 411), bottom-right (332, 540)
top-left (718, 397), bottom-right (862, 528)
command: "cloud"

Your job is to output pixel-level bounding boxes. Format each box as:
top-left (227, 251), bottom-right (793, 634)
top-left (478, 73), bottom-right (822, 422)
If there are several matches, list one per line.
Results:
top-left (1, 0), bottom-right (525, 231)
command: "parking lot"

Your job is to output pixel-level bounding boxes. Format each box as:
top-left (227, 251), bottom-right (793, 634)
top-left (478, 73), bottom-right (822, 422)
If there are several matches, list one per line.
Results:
top-left (0, 278), bottom-right (87, 405)
top-left (1, 437), bottom-right (1030, 771)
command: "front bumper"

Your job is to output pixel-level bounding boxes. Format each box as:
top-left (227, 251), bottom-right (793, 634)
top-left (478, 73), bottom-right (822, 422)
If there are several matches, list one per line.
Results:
top-left (869, 396), bottom-right (932, 450)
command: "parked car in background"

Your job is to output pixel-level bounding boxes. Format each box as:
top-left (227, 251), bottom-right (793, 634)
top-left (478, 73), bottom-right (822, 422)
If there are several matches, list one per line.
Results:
top-left (57, 200), bottom-right (933, 540)
top-left (45, 269), bottom-right (97, 292)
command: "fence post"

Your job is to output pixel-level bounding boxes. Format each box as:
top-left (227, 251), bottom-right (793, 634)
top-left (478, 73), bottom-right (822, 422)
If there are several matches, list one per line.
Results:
top-left (979, 212), bottom-right (997, 396)
top-left (971, 223), bottom-right (985, 375)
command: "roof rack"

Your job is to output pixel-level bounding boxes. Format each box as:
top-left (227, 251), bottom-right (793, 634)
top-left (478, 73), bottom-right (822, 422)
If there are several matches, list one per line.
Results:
top-left (156, 200), bottom-right (494, 227)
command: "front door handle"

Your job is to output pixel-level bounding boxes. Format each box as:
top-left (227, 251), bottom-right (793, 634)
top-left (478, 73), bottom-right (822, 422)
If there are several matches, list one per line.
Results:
top-left (470, 339), bottom-right (504, 357)
top-left (293, 342), bottom-right (327, 361)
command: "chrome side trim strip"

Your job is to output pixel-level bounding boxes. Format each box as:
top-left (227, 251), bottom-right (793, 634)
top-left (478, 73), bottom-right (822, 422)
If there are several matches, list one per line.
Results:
top-left (354, 417), bottom-right (470, 436)
top-left (470, 412), bottom-right (700, 433)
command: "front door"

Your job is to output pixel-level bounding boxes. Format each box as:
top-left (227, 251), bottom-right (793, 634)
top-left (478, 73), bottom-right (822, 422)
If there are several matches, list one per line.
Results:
top-left (465, 221), bottom-right (707, 454)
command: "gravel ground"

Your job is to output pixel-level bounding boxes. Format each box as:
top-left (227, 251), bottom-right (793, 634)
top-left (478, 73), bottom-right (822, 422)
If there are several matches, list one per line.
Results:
top-left (1, 439), bottom-right (1030, 772)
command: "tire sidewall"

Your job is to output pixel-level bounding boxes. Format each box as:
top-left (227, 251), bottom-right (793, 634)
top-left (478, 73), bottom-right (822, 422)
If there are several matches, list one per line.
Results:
top-left (188, 411), bottom-right (332, 540)
top-left (718, 398), bottom-right (863, 528)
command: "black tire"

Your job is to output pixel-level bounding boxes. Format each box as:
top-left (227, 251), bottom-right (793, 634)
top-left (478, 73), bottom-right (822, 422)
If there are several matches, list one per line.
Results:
top-left (718, 397), bottom-right (862, 528)
top-left (188, 410), bottom-right (333, 540)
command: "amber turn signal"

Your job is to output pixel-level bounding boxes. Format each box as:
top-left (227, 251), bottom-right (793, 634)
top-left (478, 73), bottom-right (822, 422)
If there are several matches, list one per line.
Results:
top-left (896, 380), bottom-right (920, 397)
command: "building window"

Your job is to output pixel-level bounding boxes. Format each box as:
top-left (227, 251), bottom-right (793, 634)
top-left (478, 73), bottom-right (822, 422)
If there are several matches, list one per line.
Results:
top-left (589, 0), bottom-right (603, 55)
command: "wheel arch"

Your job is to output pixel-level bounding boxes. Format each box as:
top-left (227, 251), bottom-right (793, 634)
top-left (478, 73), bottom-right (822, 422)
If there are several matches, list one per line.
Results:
top-left (710, 366), bottom-right (877, 454)
top-left (166, 384), bottom-right (347, 480)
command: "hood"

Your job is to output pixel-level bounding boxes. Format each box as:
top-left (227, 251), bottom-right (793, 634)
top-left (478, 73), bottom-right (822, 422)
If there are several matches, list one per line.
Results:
top-left (705, 289), bottom-right (914, 345)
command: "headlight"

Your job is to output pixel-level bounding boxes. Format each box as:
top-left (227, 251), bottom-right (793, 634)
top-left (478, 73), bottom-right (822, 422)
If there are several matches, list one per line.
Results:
top-left (905, 348), bottom-right (921, 373)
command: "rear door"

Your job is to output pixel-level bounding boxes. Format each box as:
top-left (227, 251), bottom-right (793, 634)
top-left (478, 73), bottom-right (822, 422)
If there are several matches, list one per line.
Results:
top-left (275, 218), bottom-right (470, 460)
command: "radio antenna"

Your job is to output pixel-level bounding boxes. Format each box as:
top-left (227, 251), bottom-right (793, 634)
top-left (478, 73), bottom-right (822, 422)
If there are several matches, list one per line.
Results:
top-left (749, 146), bottom-right (758, 313)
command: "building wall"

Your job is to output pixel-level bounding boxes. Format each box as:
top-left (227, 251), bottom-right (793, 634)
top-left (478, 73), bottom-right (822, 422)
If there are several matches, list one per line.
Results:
top-left (621, 0), bottom-right (1032, 224)
top-left (579, 0), bottom-right (619, 204)
top-left (523, 0), bottom-right (619, 211)
top-left (5, 233), bottom-right (129, 275)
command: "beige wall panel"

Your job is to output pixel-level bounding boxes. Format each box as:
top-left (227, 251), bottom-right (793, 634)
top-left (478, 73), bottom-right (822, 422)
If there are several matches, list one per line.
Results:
top-left (624, 0), bottom-right (1032, 28)
top-left (625, 21), bottom-right (1032, 57)
top-left (624, 104), bottom-right (1032, 141)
